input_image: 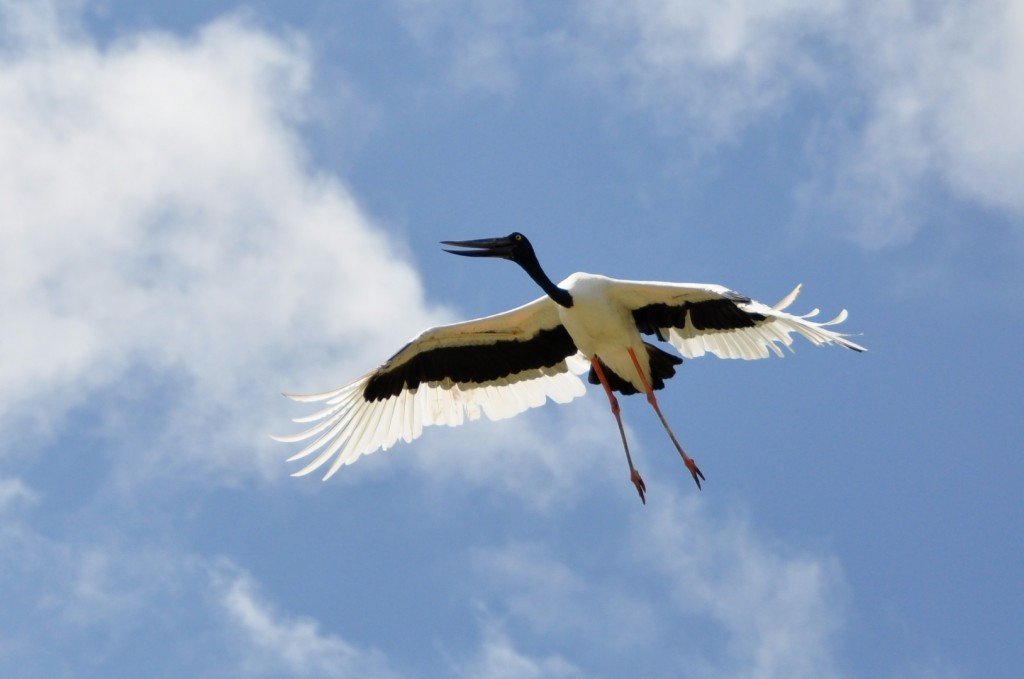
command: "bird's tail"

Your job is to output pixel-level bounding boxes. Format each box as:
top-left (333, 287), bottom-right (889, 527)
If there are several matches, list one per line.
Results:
top-left (587, 342), bottom-right (683, 395)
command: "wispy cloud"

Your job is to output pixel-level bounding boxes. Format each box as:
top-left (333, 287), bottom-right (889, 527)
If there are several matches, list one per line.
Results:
top-left (468, 540), bottom-right (658, 652)
top-left (453, 610), bottom-right (582, 679)
top-left (808, 1), bottom-right (1024, 247)
top-left (214, 564), bottom-right (399, 678)
top-left (638, 491), bottom-right (845, 678)
top-left (394, 0), bottom-right (536, 97)
top-left (391, 0), bottom-right (1024, 249)
top-left (408, 400), bottom-right (623, 510)
top-left (0, 5), bottom-right (441, 485)
top-left (579, 0), bottom-right (1024, 247)
top-left (0, 477), bottom-right (38, 511)
top-left (393, 0), bottom-right (850, 143)
top-left (466, 489), bottom-right (847, 677)
top-left (0, 502), bottom-right (393, 677)
top-left (572, 0), bottom-right (847, 143)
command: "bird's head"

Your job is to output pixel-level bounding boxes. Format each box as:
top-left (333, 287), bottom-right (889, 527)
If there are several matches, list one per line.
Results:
top-left (441, 232), bottom-right (571, 307)
top-left (440, 232), bottom-right (535, 264)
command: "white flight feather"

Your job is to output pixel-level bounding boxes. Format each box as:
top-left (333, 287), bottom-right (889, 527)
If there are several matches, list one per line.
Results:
top-left (607, 279), bottom-right (865, 360)
top-left (277, 296), bottom-right (588, 478)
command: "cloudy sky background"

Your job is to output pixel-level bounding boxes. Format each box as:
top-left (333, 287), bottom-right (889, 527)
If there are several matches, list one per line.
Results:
top-left (2, 0), bottom-right (1022, 676)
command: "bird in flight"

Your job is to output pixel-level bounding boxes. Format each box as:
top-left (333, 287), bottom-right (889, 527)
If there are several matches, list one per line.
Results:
top-left (275, 232), bottom-right (864, 503)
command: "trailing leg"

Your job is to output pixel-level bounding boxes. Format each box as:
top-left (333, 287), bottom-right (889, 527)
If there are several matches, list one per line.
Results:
top-left (627, 348), bottom-right (705, 490)
top-left (591, 357), bottom-right (646, 504)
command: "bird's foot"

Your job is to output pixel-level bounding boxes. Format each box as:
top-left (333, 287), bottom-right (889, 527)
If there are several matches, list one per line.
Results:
top-left (631, 469), bottom-right (647, 504)
top-left (685, 458), bottom-right (705, 490)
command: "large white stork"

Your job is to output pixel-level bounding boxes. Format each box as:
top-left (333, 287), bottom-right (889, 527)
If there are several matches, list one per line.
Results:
top-left (276, 233), bottom-right (865, 503)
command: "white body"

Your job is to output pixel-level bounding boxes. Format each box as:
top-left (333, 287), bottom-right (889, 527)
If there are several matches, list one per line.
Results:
top-left (557, 273), bottom-right (651, 391)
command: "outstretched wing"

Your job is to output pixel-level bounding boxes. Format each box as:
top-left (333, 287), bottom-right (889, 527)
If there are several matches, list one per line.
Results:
top-left (612, 280), bottom-right (866, 360)
top-left (274, 296), bottom-right (587, 479)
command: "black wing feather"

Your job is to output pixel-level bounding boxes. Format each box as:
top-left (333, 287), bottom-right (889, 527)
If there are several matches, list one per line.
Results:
top-left (632, 293), bottom-right (766, 337)
top-left (363, 326), bottom-right (578, 402)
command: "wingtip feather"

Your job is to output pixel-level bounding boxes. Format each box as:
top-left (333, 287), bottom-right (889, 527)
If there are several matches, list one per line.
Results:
top-left (773, 283), bottom-right (802, 311)
top-left (822, 308), bottom-right (849, 326)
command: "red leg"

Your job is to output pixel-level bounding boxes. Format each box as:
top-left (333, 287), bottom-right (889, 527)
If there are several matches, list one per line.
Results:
top-left (627, 348), bottom-right (705, 490)
top-left (591, 358), bottom-right (646, 504)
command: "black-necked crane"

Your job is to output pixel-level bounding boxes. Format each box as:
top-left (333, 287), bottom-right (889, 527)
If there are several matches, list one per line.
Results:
top-left (275, 233), bottom-right (865, 503)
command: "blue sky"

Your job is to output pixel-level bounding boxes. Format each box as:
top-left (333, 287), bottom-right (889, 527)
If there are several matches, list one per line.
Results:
top-left (2, 0), bottom-right (1022, 676)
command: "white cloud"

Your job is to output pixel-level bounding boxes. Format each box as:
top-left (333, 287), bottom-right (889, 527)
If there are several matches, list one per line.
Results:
top-left (214, 564), bottom-right (398, 678)
top-left (394, 0), bottom-right (1024, 248)
top-left (471, 542), bottom-right (587, 630)
top-left (575, 0), bottom-right (1024, 244)
top-left (814, 0), bottom-right (1024, 246)
top-left (573, 0), bottom-right (848, 142)
top-left (407, 400), bottom-right (624, 511)
top-left (0, 504), bottom-right (393, 678)
top-left (0, 477), bottom-right (38, 511)
top-left (927, 1), bottom-right (1024, 214)
top-left (395, 0), bottom-right (850, 137)
top-left (454, 610), bottom-right (582, 679)
top-left (637, 490), bottom-right (845, 678)
top-left (469, 540), bottom-right (659, 651)
top-left (0, 5), bottom-right (441, 483)
top-left (467, 490), bottom-right (846, 677)
top-left (395, 0), bottom-right (534, 96)
top-left (0, 2), bottom-right (623, 505)
top-left (580, 0), bottom-right (1024, 246)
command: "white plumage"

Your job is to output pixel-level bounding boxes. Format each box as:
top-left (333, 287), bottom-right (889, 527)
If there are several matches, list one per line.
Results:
top-left (275, 295), bottom-right (591, 478)
top-left (276, 233), bottom-right (864, 501)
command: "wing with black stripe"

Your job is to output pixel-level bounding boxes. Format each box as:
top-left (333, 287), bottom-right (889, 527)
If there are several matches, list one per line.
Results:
top-left (273, 296), bottom-right (587, 479)
top-left (612, 280), bottom-right (866, 360)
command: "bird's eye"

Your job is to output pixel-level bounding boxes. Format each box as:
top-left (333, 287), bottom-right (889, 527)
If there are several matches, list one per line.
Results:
top-left (514, 234), bottom-right (522, 241)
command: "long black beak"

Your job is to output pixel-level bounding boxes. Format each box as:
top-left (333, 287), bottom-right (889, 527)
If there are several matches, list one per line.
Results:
top-left (440, 236), bottom-right (516, 259)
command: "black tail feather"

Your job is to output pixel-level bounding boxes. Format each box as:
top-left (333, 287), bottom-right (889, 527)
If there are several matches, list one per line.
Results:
top-left (588, 342), bottom-right (683, 395)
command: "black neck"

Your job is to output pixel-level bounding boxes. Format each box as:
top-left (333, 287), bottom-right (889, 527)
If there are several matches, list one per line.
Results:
top-left (518, 252), bottom-right (573, 308)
